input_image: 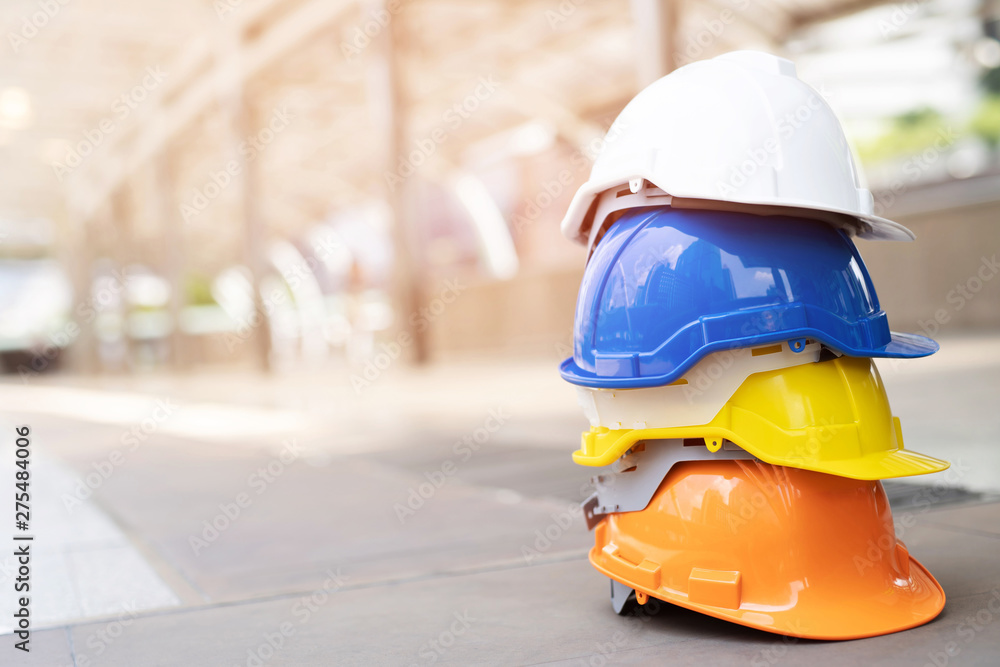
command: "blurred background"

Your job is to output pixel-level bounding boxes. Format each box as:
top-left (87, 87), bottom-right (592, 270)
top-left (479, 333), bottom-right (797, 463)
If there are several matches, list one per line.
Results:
top-left (1, 0), bottom-right (1000, 664)
top-left (1, 0), bottom-right (999, 376)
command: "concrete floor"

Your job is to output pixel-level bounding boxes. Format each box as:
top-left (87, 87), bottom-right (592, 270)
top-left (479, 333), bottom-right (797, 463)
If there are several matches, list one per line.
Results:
top-left (1, 334), bottom-right (998, 666)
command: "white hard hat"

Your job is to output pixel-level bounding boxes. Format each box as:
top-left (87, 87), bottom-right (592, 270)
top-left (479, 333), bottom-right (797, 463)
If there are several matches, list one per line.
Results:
top-left (561, 51), bottom-right (914, 250)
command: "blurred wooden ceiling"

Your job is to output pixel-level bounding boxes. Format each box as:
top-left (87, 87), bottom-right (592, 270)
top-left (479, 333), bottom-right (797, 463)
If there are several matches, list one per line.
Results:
top-left (0, 0), bottom-right (891, 259)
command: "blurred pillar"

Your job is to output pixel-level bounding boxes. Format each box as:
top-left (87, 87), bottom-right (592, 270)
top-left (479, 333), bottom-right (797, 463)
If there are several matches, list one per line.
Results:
top-left (64, 211), bottom-right (99, 374)
top-left (219, 29), bottom-right (273, 373)
top-left (155, 151), bottom-right (190, 369)
top-left (630, 0), bottom-right (681, 85)
top-left (109, 190), bottom-right (136, 368)
top-left (236, 101), bottom-right (274, 372)
top-left (368, 0), bottom-right (427, 363)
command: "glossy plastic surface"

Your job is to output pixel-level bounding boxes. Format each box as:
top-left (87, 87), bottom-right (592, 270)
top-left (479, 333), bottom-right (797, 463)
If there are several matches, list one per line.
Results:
top-left (589, 438), bottom-right (753, 516)
top-left (560, 207), bottom-right (937, 389)
top-left (560, 50), bottom-right (915, 248)
top-left (573, 356), bottom-right (950, 480)
top-left (590, 460), bottom-right (945, 640)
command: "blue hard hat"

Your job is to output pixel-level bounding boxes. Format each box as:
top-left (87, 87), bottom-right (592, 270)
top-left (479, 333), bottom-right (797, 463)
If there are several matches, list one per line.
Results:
top-left (561, 207), bottom-right (937, 388)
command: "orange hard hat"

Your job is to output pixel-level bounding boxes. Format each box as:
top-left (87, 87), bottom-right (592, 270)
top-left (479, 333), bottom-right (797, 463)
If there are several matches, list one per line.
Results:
top-left (590, 459), bottom-right (944, 640)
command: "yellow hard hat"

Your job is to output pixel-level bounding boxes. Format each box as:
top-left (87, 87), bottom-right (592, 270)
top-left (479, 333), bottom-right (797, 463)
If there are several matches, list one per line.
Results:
top-left (574, 355), bottom-right (949, 480)
top-left (591, 459), bottom-right (945, 639)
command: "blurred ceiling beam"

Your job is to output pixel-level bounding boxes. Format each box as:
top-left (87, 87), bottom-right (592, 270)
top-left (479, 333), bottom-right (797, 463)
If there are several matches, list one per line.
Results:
top-left (64, 0), bottom-right (633, 226)
top-left (66, 0), bottom-right (357, 224)
top-left (787, 0), bottom-right (893, 31)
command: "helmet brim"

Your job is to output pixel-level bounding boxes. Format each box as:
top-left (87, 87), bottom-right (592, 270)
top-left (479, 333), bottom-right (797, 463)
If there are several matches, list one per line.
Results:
top-left (883, 331), bottom-right (940, 357)
top-left (572, 425), bottom-right (950, 479)
top-left (856, 211), bottom-right (917, 241)
top-left (560, 331), bottom-right (938, 389)
top-left (591, 552), bottom-right (945, 640)
top-left (560, 181), bottom-right (917, 248)
top-left (811, 448), bottom-right (950, 480)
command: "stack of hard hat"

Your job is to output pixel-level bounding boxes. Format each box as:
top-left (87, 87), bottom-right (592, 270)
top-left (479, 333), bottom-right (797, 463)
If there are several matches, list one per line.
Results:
top-left (559, 51), bottom-right (949, 640)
